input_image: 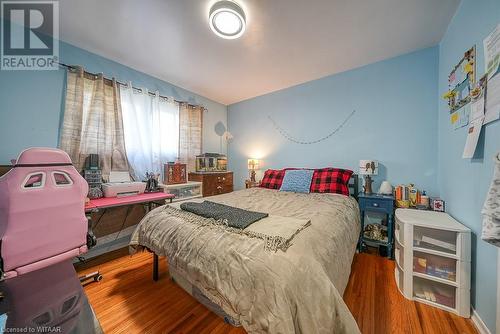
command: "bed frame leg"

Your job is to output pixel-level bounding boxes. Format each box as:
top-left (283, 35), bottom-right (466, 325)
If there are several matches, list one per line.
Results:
top-left (153, 253), bottom-right (159, 281)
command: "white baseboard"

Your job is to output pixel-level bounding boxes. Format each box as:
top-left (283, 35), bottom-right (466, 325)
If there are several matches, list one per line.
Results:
top-left (471, 308), bottom-right (491, 334)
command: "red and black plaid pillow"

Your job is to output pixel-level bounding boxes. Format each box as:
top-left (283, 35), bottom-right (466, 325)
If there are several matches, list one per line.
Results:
top-left (260, 169), bottom-right (286, 189)
top-left (310, 168), bottom-right (353, 195)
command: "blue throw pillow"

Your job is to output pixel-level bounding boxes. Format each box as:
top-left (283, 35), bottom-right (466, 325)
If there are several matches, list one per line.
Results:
top-left (279, 169), bottom-right (314, 193)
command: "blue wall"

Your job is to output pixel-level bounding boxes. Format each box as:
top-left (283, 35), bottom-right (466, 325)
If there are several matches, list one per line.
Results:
top-left (0, 39), bottom-right (227, 163)
top-left (228, 47), bottom-right (439, 194)
top-left (1, 4), bottom-right (499, 330)
top-left (438, 0), bottom-right (500, 331)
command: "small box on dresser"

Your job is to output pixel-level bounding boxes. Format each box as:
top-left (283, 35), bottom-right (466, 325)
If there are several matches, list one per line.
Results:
top-left (394, 208), bottom-right (471, 317)
top-left (164, 162), bottom-right (187, 184)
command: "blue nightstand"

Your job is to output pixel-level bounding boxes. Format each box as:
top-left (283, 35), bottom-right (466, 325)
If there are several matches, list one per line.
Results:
top-left (358, 192), bottom-right (395, 258)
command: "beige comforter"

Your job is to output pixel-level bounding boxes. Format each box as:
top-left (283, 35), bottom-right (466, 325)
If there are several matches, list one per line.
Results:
top-left (130, 188), bottom-right (361, 334)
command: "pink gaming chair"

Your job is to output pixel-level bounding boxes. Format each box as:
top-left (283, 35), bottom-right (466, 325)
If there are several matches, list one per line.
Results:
top-left (0, 148), bottom-right (89, 279)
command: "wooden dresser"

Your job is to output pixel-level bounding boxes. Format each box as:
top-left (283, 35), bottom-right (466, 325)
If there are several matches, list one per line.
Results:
top-left (188, 172), bottom-right (233, 197)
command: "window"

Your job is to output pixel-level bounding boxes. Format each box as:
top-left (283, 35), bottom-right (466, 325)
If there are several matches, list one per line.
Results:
top-left (120, 87), bottom-right (179, 180)
top-left (60, 68), bottom-right (202, 181)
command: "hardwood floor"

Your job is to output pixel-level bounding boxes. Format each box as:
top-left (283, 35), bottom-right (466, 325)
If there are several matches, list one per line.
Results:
top-left (77, 251), bottom-right (477, 334)
top-left (78, 249), bottom-right (244, 334)
top-left (344, 253), bottom-right (477, 334)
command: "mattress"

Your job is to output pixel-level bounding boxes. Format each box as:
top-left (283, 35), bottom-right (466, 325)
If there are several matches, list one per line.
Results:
top-left (168, 264), bottom-right (241, 327)
top-left (130, 187), bottom-right (361, 334)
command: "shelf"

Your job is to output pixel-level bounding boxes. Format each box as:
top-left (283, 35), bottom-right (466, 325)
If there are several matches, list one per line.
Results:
top-left (414, 297), bottom-right (457, 314)
top-left (413, 276), bottom-right (456, 310)
top-left (395, 209), bottom-right (470, 317)
top-left (413, 272), bottom-right (458, 287)
top-left (362, 237), bottom-right (390, 247)
top-left (413, 226), bottom-right (457, 256)
top-left (396, 209), bottom-right (471, 233)
top-left (413, 247), bottom-right (459, 260)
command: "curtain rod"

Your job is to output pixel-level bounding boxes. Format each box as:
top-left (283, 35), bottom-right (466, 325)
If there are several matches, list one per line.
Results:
top-left (56, 61), bottom-right (207, 111)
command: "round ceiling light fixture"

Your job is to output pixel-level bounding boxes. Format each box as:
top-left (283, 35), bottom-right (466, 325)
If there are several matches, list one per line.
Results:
top-left (209, 1), bottom-right (246, 39)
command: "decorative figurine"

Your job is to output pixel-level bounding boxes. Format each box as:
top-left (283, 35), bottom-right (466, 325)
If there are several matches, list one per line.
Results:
top-left (145, 173), bottom-right (160, 192)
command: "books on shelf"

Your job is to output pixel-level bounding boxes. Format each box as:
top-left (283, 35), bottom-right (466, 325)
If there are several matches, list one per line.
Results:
top-left (427, 265), bottom-right (456, 281)
top-left (414, 282), bottom-right (455, 308)
top-left (413, 256), bottom-right (456, 281)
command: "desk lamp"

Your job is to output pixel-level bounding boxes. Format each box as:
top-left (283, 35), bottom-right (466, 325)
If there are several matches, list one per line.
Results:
top-left (247, 159), bottom-right (259, 182)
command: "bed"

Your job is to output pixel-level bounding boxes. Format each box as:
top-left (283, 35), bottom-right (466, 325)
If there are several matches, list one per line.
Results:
top-left (130, 175), bottom-right (361, 334)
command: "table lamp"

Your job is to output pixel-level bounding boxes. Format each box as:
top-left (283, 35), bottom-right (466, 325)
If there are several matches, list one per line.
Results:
top-left (359, 160), bottom-right (378, 195)
top-left (248, 159), bottom-right (259, 182)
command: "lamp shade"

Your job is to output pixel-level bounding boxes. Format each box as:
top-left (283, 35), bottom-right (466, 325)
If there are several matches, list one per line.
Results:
top-left (248, 159), bottom-right (259, 170)
top-left (359, 160), bottom-right (378, 175)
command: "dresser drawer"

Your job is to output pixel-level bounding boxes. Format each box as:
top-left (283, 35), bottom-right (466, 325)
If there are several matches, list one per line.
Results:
top-left (204, 183), bottom-right (233, 197)
top-left (189, 172), bottom-right (233, 197)
top-left (359, 197), bottom-right (393, 212)
top-left (214, 183), bottom-right (233, 195)
top-left (214, 173), bottom-right (232, 186)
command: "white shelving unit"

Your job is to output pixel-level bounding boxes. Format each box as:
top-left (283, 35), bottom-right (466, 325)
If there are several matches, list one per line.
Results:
top-left (159, 181), bottom-right (203, 202)
top-left (394, 208), bottom-right (471, 317)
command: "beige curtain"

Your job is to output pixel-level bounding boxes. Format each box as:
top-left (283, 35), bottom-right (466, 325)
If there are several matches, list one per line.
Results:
top-left (179, 104), bottom-right (203, 171)
top-left (59, 67), bottom-right (130, 180)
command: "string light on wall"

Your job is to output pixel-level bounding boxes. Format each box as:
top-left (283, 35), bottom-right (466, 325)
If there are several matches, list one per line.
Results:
top-left (268, 110), bottom-right (356, 145)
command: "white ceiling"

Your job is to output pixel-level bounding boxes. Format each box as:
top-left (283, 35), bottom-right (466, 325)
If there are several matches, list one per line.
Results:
top-left (58, 0), bottom-right (460, 105)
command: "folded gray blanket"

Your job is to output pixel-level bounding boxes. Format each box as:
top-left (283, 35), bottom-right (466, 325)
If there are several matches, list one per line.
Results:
top-left (180, 201), bottom-right (268, 229)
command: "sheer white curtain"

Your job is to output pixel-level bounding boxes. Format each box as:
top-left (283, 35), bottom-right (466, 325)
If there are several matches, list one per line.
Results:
top-left (120, 83), bottom-right (179, 181)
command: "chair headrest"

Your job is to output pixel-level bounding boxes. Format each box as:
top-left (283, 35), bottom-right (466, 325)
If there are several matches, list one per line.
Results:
top-left (14, 148), bottom-right (72, 166)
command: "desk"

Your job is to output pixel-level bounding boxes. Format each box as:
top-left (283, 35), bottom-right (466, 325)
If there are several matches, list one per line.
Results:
top-left (0, 260), bottom-right (103, 333)
top-left (83, 193), bottom-right (175, 276)
top-left (85, 192), bottom-right (174, 212)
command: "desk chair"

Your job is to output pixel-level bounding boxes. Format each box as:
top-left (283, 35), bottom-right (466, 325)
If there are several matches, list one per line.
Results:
top-left (0, 148), bottom-right (100, 283)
